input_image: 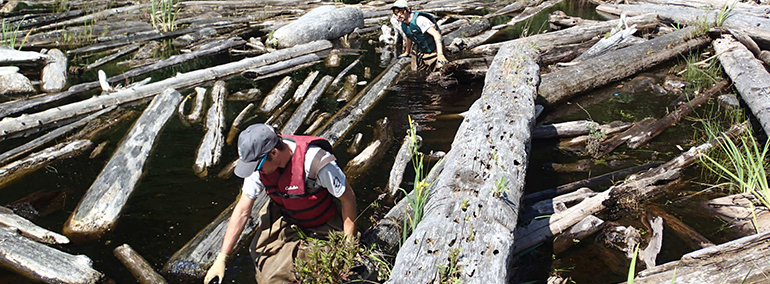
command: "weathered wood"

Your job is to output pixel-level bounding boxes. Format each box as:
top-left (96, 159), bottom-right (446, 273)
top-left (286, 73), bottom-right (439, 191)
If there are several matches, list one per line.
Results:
top-left (7, 189), bottom-right (69, 220)
top-left (317, 57), bottom-right (409, 145)
top-left (572, 25), bottom-right (645, 62)
top-left (241, 53), bottom-right (322, 80)
top-left (0, 140), bottom-right (93, 190)
top-left (84, 44), bottom-right (140, 71)
top-left (533, 120), bottom-right (599, 139)
top-left (704, 193), bottom-right (770, 236)
top-left (325, 49), bottom-right (341, 68)
top-left (114, 244), bottom-right (168, 284)
top-left (498, 0), bottom-right (564, 29)
top-left (714, 35), bottom-right (770, 136)
top-left (269, 6), bottom-right (364, 48)
top-left (524, 188), bottom-right (597, 222)
top-left (0, 206), bottom-right (68, 244)
top-left (548, 11), bottom-right (599, 29)
top-left (386, 134), bottom-right (422, 196)
top-left (331, 56), bottom-right (361, 89)
top-left (387, 40), bottom-right (539, 284)
top-left (38, 3), bottom-right (147, 31)
top-left (228, 87), bottom-right (262, 102)
top-left (293, 70), bottom-right (319, 103)
top-left (648, 204), bottom-right (714, 250)
top-left (226, 103), bottom-right (254, 145)
top-left (759, 50), bottom-right (770, 67)
top-left (40, 48), bottom-right (67, 93)
top-left (594, 118), bottom-right (656, 158)
top-left (0, 47), bottom-right (48, 64)
top-left (303, 112), bottom-right (330, 135)
top-left (0, 67), bottom-right (35, 96)
top-left (337, 74), bottom-right (358, 102)
top-left (444, 19), bottom-right (491, 53)
top-left (345, 117), bottom-right (393, 180)
top-left (633, 230), bottom-right (770, 284)
top-left (552, 215), bottom-right (604, 254)
top-left (63, 88), bottom-right (182, 240)
top-left (281, 75), bottom-right (333, 135)
top-left (258, 76), bottom-right (293, 114)
top-left (0, 226), bottom-right (103, 284)
top-left (193, 81), bottom-right (226, 178)
top-left (641, 214), bottom-right (663, 269)
top-left (346, 132), bottom-right (364, 155)
top-left (539, 26), bottom-right (710, 107)
top-left (0, 40), bottom-right (332, 139)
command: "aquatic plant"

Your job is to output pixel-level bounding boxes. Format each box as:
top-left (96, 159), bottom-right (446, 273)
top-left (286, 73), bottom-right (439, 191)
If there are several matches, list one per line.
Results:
top-left (292, 231), bottom-right (359, 284)
top-left (627, 243), bottom-right (639, 284)
top-left (1, 19), bottom-right (28, 50)
top-left (151, 0), bottom-right (178, 33)
top-left (436, 247), bottom-right (462, 284)
top-left (400, 115), bottom-right (438, 244)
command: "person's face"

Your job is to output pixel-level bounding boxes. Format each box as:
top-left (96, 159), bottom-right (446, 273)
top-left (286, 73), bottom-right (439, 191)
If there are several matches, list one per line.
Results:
top-left (257, 149), bottom-right (281, 175)
top-left (393, 8), bottom-right (409, 23)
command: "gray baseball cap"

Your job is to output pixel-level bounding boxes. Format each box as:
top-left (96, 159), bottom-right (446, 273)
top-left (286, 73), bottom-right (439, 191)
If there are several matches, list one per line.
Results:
top-left (234, 124), bottom-right (281, 178)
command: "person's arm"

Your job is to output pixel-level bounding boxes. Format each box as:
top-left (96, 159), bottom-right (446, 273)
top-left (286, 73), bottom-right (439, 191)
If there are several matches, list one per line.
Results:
top-left (203, 194), bottom-right (255, 283)
top-left (401, 37), bottom-right (413, 57)
top-left (337, 182), bottom-right (357, 237)
top-left (426, 26), bottom-right (447, 64)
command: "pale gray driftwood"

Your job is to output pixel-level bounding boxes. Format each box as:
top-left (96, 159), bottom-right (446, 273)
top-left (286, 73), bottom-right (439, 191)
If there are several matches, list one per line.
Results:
top-left (331, 56), bottom-right (361, 88)
top-left (498, 0), bottom-right (565, 29)
top-left (714, 35), bottom-right (770, 136)
top-left (293, 70), bottom-right (319, 103)
top-left (281, 75), bottom-right (333, 135)
top-left (0, 206), bottom-right (69, 244)
top-left (0, 140), bottom-right (93, 190)
top-left (226, 103), bottom-right (255, 145)
top-left (258, 76), bottom-right (293, 113)
top-left (648, 204), bottom-right (714, 250)
top-left (40, 48), bottom-right (68, 93)
top-left (533, 120), bottom-right (600, 139)
top-left (573, 25), bottom-right (645, 62)
top-left (704, 193), bottom-right (770, 236)
top-left (0, 47), bottom-right (48, 64)
top-left (0, 226), bottom-right (103, 284)
top-left (387, 40), bottom-right (539, 284)
top-left (37, 3), bottom-right (147, 31)
top-left (63, 88), bottom-right (182, 240)
top-left (269, 6), bottom-right (364, 48)
top-left (0, 67), bottom-right (35, 96)
top-left (114, 244), bottom-right (168, 284)
top-left (187, 87), bottom-right (207, 124)
top-left (344, 117), bottom-right (392, 180)
top-left (641, 215), bottom-right (663, 269)
top-left (84, 44), bottom-right (141, 71)
top-left (386, 134), bottom-right (422, 196)
top-left (193, 81), bottom-right (226, 178)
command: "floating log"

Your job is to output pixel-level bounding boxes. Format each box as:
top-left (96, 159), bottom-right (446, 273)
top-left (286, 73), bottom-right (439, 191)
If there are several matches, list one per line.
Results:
top-left (303, 112), bottom-right (330, 135)
top-left (7, 189), bottom-right (69, 220)
top-left (344, 117), bottom-right (393, 180)
top-left (703, 193), bottom-right (770, 236)
top-left (40, 48), bottom-right (67, 93)
top-left (593, 118), bottom-right (656, 158)
top-left (293, 70), bottom-right (319, 103)
top-left (337, 74), bottom-right (358, 102)
top-left (386, 134), bottom-right (422, 196)
top-left (0, 140), bottom-right (93, 190)
top-left (0, 40), bottom-right (332, 139)
top-left (0, 206), bottom-right (69, 244)
top-left (63, 88), bottom-right (182, 240)
top-left (193, 81), bottom-right (226, 178)
top-left (648, 204), bottom-right (714, 250)
top-left (387, 39), bottom-right (539, 284)
top-left (241, 53), bottom-right (322, 80)
top-left (114, 244), bottom-right (168, 284)
top-left (714, 35), bottom-right (770, 136)
top-left (0, 47), bottom-right (48, 64)
top-left (539, 26), bottom-right (710, 107)
top-left (258, 76), bottom-right (293, 113)
top-left (331, 56), bottom-right (361, 89)
top-left (533, 120), bottom-right (599, 139)
top-left (37, 3), bottom-right (147, 31)
top-left (269, 6), bottom-right (364, 48)
top-left (84, 44), bottom-right (141, 71)
top-left (552, 215), bottom-right (604, 254)
top-left (317, 57), bottom-right (409, 145)
top-left (346, 132), bottom-right (364, 155)
top-left (632, 230), bottom-right (770, 283)
top-left (0, 226), bottom-right (103, 284)
top-left (281, 75), bottom-right (333, 135)
top-left (0, 67), bottom-right (35, 96)
top-left (226, 103), bottom-right (255, 145)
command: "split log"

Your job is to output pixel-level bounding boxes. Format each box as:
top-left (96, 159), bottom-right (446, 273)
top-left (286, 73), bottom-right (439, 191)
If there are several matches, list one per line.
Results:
top-left (346, 132), bottom-right (364, 155)
top-left (538, 26), bottom-right (710, 107)
top-left (40, 48), bottom-right (67, 93)
top-left (193, 81), bottom-right (226, 178)
top-left (344, 117), bottom-right (393, 180)
top-left (641, 214), bottom-right (663, 269)
top-left (552, 215), bottom-right (604, 254)
top-left (648, 204), bottom-right (714, 250)
top-left (632, 230), bottom-right (770, 283)
top-left (303, 112), bottom-right (330, 135)
top-left (0, 67), bottom-right (35, 96)
top-left (0, 47), bottom-right (48, 64)
top-left (113, 244), bottom-right (168, 284)
top-left (84, 44), bottom-right (140, 71)
top-left (293, 70), bottom-right (319, 103)
top-left (714, 35), bottom-right (770, 136)
top-left (258, 76), bottom-right (293, 113)
top-left (0, 40), bottom-right (332, 139)
top-left (0, 226), bottom-right (103, 284)
top-left (269, 6), bottom-right (364, 48)
top-left (0, 206), bottom-right (69, 244)
top-left (0, 140), bottom-right (93, 190)
top-left (386, 134), bottom-right (422, 196)
top-left (280, 75), bottom-right (333, 135)
top-left (317, 57), bottom-right (409, 146)
top-left (226, 103), bottom-right (254, 145)
top-left (337, 74), bottom-right (358, 102)
top-left (63, 88), bottom-right (182, 240)
top-left (704, 193), bottom-right (770, 236)
top-left (386, 39), bottom-right (539, 284)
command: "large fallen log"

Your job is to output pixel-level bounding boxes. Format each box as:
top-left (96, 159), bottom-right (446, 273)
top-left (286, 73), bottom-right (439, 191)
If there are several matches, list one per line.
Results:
top-left (344, 117), bottom-right (392, 180)
top-left (63, 88), bottom-right (182, 240)
top-left (0, 226), bottom-right (103, 284)
top-left (0, 40), bottom-right (332, 139)
top-left (269, 5), bottom-right (363, 48)
top-left (258, 76), bottom-right (293, 114)
top-left (280, 75), bottom-right (333, 135)
top-left (714, 35), bottom-right (770, 136)
top-left (538, 26), bottom-right (710, 107)
top-left (114, 244), bottom-right (168, 284)
top-left (193, 81), bottom-right (226, 178)
top-left (387, 39), bottom-right (539, 284)
top-left (0, 206), bottom-right (69, 244)
top-left (0, 140), bottom-right (93, 190)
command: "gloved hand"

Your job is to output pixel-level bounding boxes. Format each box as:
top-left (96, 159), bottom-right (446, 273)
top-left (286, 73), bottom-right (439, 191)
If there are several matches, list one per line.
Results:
top-left (204, 252), bottom-right (229, 284)
top-left (397, 52), bottom-right (411, 59)
top-left (436, 53), bottom-right (448, 67)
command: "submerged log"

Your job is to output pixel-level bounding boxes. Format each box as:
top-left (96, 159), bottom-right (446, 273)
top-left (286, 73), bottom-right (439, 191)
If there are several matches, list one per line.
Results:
top-left (63, 88), bottom-right (182, 240)
top-left (344, 117), bottom-right (393, 180)
top-left (714, 35), bottom-right (770, 136)
top-left (226, 103), bottom-right (255, 145)
top-left (269, 6), bottom-right (364, 48)
top-left (0, 226), bottom-right (103, 284)
top-left (552, 215), bottom-right (604, 254)
top-left (704, 193), bottom-right (770, 236)
top-left (40, 49), bottom-right (68, 93)
top-left (641, 214), bottom-right (663, 269)
top-left (114, 244), bottom-right (168, 284)
top-left (387, 39), bottom-right (539, 284)
top-left (331, 56), bottom-right (361, 89)
top-left (0, 206), bottom-right (69, 244)
top-left (648, 204), bottom-right (714, 250)
top-left (0, 67), bottom-right (35, 96)
top-left (386, 134), bottom-right (422, 196)
top-left (193, 81), bottom-right (226, 178)
top-left (0, 140), bottom-right (93, 190)
top-left (281, 75), bottom-right (333, 135)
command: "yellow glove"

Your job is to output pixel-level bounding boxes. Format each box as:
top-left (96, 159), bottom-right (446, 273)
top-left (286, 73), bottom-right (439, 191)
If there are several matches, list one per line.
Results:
top-left (203, 253), bottom-right (228, 284)
top-left (436, 54), bottom-right (448, 66)
top-left (397, 52), bottom-right (411, 59)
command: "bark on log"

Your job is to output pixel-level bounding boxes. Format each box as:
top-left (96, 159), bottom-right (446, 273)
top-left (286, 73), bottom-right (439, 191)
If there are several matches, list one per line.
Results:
top-left (632, 230), bottom-right (770, 284)
top-left (539, 26), bottom-right (710, 107)
top-left (648, 204), bottom-right (714, 250)
top-left (552, 215), bottom-right (604, 254)
top-left (269, 6), bottom-right (364, 48)
top-left (714, 35), bottom-right (770, 136)
top-left (0, 206), bottom-right (69, 244)
top-left (0, 140), bottom-right (93, 190)
top-left (386, 134), bottom-right (422, 196)
top-left (63, 88), bottom-right (182, 240)
top-left (316, 57), bottom-right (409, 146)
top-left (193, 81), bottom-right (226, 178)
top-left (386, 40), bottom-right (539, 284)
top-left (114, 244), bottom-right (168, 284)
top-left (293, 70), bottom-right (319, 103)
top-left (280, 75), bottom-right (333, 135)
top-left (40, 48), bottom-right (67, 93)
top-left (226, 103), bottom-right (254, 145)
top-left (258, 76), bottom-right (293, 113)
top-left (0, 226), bottom-right (103, 284)
top-left (0, 67), bottom-right (35, 96)
top-left (0, 40), bottom-right (332, 139)
top-left (344, 117), bottom-right (392, 180)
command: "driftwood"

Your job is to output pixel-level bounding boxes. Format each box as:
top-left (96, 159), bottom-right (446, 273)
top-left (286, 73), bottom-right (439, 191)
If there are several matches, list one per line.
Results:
top-left (0, 40), bottom-right (333, 139)
top-left (113, 244), bottom-right (168, 284)
top-left (533, 120), bottom-right (599, 139)
top-left (548, 11), bottom-right (599, 29)
top-left (0, 226), bottom-right (103, 284)
top-left (193, 81), bottom-right (226, 178)
top-left (228, 87), bottom-right (261, 102)
top-left (344, 117), bottom-right (393, 180)
top-left (593, 118), bottom-right (656, 158)
top-left (281, 75), bottom-right (332, 135)
top-left (241, 53), bottom-right (322, 81)
top-left (269, 6), bottom-right (363, 48)
top-left (0, 47), bottom-right (48, 64)
top-left (714, 35), bottom-right (770, 136)
top-left (337, 74), bottom-right (358, 102)
top-left (40, 48), bottom-right (67, 93)
top-left (181, 87), bottom-right (207, 125)
top-left (445, 19), bottom-right (491, 53)
top-left (0, 67), bottom-right (35, 96)
top-left (498, 0), bottom-right (565, 29)
top-left (226, 103), bottom-right (255, 145)
top-left (303, 112), bottom-right (330, 135)
top-left (641, 214), bottom-right (663, 269)
top-left (84, 44), bottom-right (140, 71)
top-left (524, 188), bottom-right (598, 222)
top-left (572, 25), bottom-right (645, 62)
top-left (552, 215), bottom-right (604, 254)
top-left (325, 49), bottom-right (341, 68)
top-left (0, 206), bottom-right (69, 244)
top-left (37, 3), bottom-right (147, 31)
top-left (0, 140), bottom-right (93, 190)
top-left (346, 132), bottom-right (364, 155)
top-left (7, 189), bottom-right (69, 220)
top-left (648, 204), bottom-right (714, 250)
top-left (704, 193), bottom-right (770, 236)
top-left (331, 56), bottom-right (361, 89)
top-left (538, 26), bottom-right (710, 107)
top-left (258, 76), bottom-right (293, 113)
top-left (317, 57), bottom-right (409, 146)
top-left (63, 88), bottom-right (182, 240)
top-left (293, 70), bottom-right (319, 103)
top-left (632, 230), bottom-right (770, 283)
top-left (386, 134), bottom-right (422, 196)
top-left (387, 39), bottom-right (539, 284)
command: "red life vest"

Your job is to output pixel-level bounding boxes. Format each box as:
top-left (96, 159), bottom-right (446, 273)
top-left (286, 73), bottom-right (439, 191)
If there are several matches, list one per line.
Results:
top-left (260, 135), bottom-right (338, 228)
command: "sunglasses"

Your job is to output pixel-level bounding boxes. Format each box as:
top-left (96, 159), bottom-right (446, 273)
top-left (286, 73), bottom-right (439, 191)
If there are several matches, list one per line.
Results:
top-left (256, 154), bottom-right (268, 171)
top-left (393, 8), bottom-right (407, 15)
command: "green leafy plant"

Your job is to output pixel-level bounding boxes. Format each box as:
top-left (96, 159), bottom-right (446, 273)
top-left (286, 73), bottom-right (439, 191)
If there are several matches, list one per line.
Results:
top-left (150, 0), bottom-right (178, 33)
top-left (399, 116), bottom-right (439, 244)
top-left (1, 19), bottom-right (29, 50)
top-left (292, 231), bottom-right (359, 284)
top-left (627, 243), bottom-right (640, 284)
top-left (436, 248), bottom-right (462, 284)
top-left (493, 176), bottom-right (509, 198)
top-left (54, 0), bottom-right (69, 13)
top-left (715, 3), bottom-right (735, 27)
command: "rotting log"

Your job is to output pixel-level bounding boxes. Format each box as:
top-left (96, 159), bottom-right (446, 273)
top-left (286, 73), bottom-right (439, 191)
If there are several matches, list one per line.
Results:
top-left (386, 134), bottom-right (422, 196)
top-left (0, 40), bottom-right (333, 139)
top-left (226, 103), bottom-right (255, 145)
top-left (40, 49), bottom-right (67, 93)
top-left (281, 75), bottom-right (333, 135)
top-left (0, 226), bottom-right (103, 284)
top-left (0, 140), bottom-right (93, 190)
top-left (648, 204), bottom-right (714, 250)
top-left (0, 67), bottom-right (35, 96)
top-left (703, 193), bottom-right (770, 236)
top-left (293, 70), bottom-right (319, 103)
top-left (258, 76), bottom-right (293, 114)
top-left (303, 112), bottom-right (330, 135)
top-left (269, 5), bottom-right (364, 48)
top-left (594, 118), bottom-right (656, 159)
top-left (387, 39), bottom-right (539, 284)
top-left (114, 244), bottom-right (168, 284)
top-left (538, 26), bottom-right (710, 107)
top-left (714, 35), bottom-right (770, 136)
top-left (63, 88), bottom-right (182, 241)
top-left (317, 57), bottom-right (409, 146)
top-left (0, 206), bottom-right (69, 244)
top-left (632, 230), bottom-right (770, 284)
top-left (193, 81), bottom-right (226, 178)
top-left (553, 215), bottom-right (604, 254)
top-left (344, 117), bottom-right (393, 180)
